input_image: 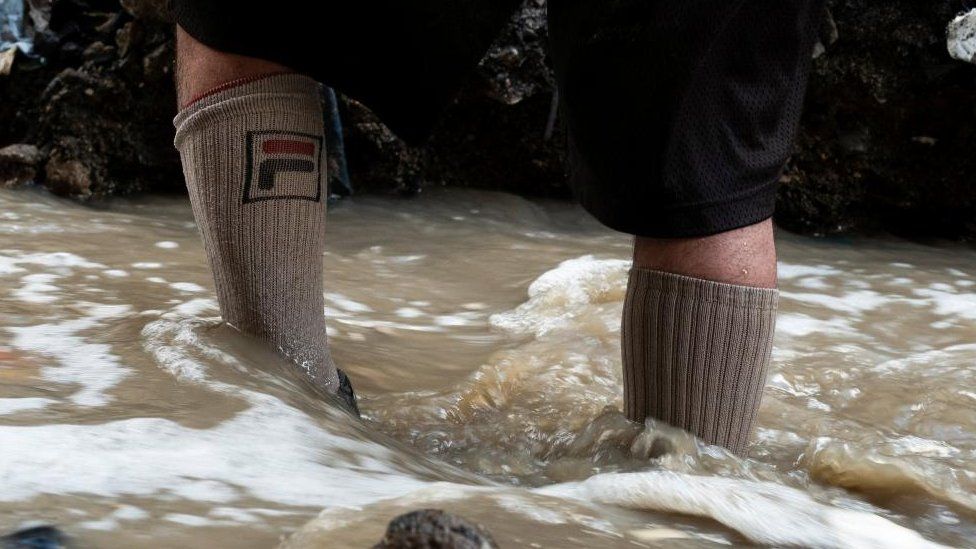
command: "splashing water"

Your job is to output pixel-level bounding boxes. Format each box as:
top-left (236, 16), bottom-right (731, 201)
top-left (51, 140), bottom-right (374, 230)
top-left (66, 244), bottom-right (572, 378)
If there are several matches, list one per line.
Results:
top-left (0, 187), bottom-right (973, 547)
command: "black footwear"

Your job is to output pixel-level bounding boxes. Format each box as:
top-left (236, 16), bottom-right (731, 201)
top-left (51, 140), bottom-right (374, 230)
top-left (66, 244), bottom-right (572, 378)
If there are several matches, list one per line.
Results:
top-left (336, 368), bottom-right (360, 417)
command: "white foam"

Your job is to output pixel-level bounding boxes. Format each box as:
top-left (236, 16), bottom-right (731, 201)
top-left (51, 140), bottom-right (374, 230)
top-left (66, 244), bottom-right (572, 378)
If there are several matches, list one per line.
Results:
top-left (777, 313), bottom-right (854, 338)
top-left (13, 273), bottom-right (61, 303)
top-left (0, 366), bottom-right (430, 510)
top-left (490, 256), bottom-right (629, 338)
top-left (0, 397), bottom-right (56, 414)
top-left (778, 263), bottom-right (842, 279)
top-left (170, 282), bottom-right (205, 293)
top-left (0, 307), bottom-right (437, 510)
top-left (394, 307), bottom-right (425, 319)
top-left (780, 290), bottom-right (890, 315)
top-left (7, 303), bottom-right (132, 407)
top-left (913, 287), bottom-right (976, 320)
top-left (325, 293), bottom-right (374, 313)
top-left (540, 471), bottom-right (945, 548)
top-left (164, 514), bottom-right (218, 527)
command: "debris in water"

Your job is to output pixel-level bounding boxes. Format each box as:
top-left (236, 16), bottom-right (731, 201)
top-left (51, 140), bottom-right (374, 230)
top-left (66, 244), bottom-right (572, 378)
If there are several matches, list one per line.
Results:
top-left (948, 8), bottom-right (976, 64)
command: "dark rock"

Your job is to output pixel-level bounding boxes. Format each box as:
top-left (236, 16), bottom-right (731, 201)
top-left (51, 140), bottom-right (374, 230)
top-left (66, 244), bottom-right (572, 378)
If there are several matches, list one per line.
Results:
top-left (119, 0), bottom-right (172, 24)
top-left (344, 1), bottom-right (566, 198)
top-left (1, 525), bottom-right (67, 549)
top-left (81, 40), bottom-right (114, 63)
top-left (1, 0), bottom-right (180, 198)
top-left (776, 0), bottom-right (976, 238)
top-left (0, 144), bottom-right (43, 187)
top-left (142, 42), bottom-right (171, 81)
top-left (44, 155), bottom-right (91, 197)
top-left (1, 0), bottom-right (973, 240)
top-left (478, 0), bottom-right (551, 105)
top-left (373, 509), bottom-right (498, 549)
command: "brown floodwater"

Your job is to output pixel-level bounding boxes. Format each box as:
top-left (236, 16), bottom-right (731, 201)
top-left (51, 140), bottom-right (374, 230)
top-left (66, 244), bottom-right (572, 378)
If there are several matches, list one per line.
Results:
top-left (0, 186), bottom-right (974, 548)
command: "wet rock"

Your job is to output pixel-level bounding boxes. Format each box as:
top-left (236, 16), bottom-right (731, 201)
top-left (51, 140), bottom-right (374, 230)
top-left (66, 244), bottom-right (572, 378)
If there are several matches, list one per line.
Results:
top-left (0, 0), bottom-right (974, 239)
top-left (347, 0), bottom-right (976, 238)
top-left (44, 156), bottom-right (91, 197)
top-left (142, 41), bottom-right (171, 81)
top-left (341, 0), bottom-right (567, 198)
top-left (373, 509), bottom-right (498, 549)
top-left (81, 40), bottom-right (114, 63)
top-left (776, 0), bottom-right (976, 239)
top-left (1, 0), bottom-right (180, 198)
top-left (478, 0), bottom-right (551, 105)
top-left (1, 525), bottom-right (67, 549)
top-left (0, 143), bottom-right (43, 187)
top-left (119, 0), bottom-right (172, 24)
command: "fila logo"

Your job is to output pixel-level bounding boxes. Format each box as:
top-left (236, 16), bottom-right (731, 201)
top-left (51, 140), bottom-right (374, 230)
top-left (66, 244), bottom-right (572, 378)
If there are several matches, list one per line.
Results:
top-left (243, 131), bottom-right (323, 203)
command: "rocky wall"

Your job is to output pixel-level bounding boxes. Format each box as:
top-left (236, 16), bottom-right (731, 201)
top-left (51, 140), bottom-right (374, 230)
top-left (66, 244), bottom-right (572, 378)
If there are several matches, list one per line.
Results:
top-left (1, 0), bottom-right (975, 239)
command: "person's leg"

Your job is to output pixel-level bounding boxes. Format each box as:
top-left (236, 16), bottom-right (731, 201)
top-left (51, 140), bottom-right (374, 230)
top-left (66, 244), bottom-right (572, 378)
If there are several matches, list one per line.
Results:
top-left (623, 220), bottom-right (778, 455)
top-left (548, 0), bottom-right (823, 453)
top-left (173, 27), bottom-right (353, 408)
top-left (632, 219), bottom-right (777, 289)
top-left (175, 27), bottom-right (289, 108)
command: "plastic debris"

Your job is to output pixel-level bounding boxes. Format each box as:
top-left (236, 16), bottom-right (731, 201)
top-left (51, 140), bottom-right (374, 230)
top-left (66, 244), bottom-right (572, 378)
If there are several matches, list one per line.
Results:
top-left (948, 8), bottom-right (976, 64)
top-left (1, 0), bottom-right (31, 53)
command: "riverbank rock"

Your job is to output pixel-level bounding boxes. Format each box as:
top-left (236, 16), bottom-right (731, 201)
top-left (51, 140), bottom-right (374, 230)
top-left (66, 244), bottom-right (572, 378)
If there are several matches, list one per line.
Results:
top-left (1, 525), bottom-right (67, 549)
top-left (1, 0), bottom-right (974, 239)
top-left (1, 0), bottom-right (180, 197)
top-left (0, 143), bottom-right (42, 187)
top-left (776, 1), bottom-right (976, 239)
top-left (373, 509), bottom-right (498, 549)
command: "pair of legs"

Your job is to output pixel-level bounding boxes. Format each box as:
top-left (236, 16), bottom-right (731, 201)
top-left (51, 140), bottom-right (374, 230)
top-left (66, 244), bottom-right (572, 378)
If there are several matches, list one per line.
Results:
top-left (176, 27), bottom-right (777, 289)
top-left (174, 0), bottom-right (807, 453)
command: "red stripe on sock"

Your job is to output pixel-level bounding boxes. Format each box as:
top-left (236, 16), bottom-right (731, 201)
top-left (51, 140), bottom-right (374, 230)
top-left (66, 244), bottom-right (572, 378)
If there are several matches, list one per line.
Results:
top-left (262, 139), bottom-right (315, 156)
top-left (182, 71), bottom-right (295, 109)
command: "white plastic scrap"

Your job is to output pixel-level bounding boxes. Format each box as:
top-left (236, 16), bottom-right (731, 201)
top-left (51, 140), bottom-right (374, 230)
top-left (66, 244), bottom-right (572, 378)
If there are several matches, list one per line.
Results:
top-left (0, 0), bottom-right (31, 54)
top-left (948, 8), bottom-right (976, 65)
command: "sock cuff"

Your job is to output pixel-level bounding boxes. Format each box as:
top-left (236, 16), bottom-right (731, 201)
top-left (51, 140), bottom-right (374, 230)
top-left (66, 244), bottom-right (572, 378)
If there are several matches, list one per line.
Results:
top-left (173, 73), bottom-right (323, 147)
top-left (629, 268), bottom-right (779, 311)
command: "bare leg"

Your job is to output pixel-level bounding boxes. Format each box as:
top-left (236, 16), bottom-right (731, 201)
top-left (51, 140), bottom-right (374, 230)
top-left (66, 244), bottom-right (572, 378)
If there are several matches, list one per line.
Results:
top-left (623, 219), bottom-right (779, 454)
top-left (633, 219), bottom-right (777, 288)
top-left (176, 26), bottom-right (290, 107)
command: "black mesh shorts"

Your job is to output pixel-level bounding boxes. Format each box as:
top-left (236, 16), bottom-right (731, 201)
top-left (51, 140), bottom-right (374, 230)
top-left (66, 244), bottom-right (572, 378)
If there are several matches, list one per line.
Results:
top-left (175, 0), bottom-right (823, 238)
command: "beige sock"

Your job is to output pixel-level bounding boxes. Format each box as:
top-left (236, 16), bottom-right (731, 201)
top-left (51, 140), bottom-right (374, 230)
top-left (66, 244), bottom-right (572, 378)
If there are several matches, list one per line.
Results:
top-left (173, 73), bottom-right (339, 392)
top-left (622, 269), bottom-right (778, 455)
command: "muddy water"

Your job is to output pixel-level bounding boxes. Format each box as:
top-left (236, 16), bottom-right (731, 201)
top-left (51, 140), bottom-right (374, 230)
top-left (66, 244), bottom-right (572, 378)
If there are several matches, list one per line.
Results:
top-left (1, 186), bottom-right (974, 548)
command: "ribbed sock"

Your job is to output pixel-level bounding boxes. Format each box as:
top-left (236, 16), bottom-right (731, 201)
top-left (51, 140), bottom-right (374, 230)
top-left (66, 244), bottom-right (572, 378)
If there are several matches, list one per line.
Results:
top-left (622, 269), bottom-right (778, 455)
top-left (173, 73), bottom-right (339, 392)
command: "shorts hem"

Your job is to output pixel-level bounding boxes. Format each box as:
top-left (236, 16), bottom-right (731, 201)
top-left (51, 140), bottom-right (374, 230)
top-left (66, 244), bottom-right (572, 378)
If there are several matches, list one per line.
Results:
top-left (581, 182), bottom-right (778, 238)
